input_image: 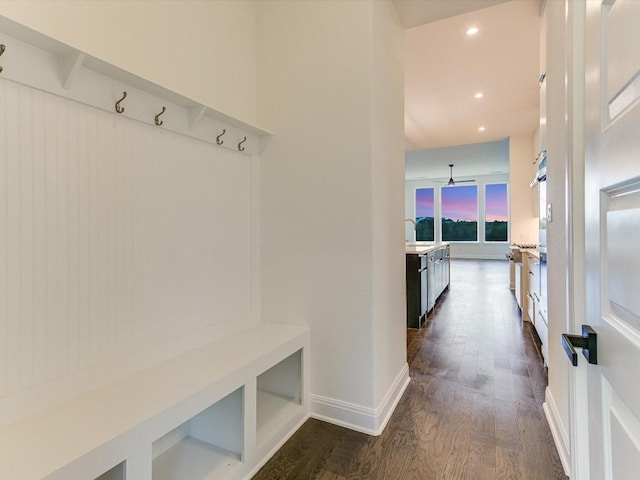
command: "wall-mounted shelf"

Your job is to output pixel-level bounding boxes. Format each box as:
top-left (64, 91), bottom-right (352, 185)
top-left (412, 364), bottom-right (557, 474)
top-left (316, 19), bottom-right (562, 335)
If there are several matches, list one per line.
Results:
top-left (0, 15), bottom-right (272, 156)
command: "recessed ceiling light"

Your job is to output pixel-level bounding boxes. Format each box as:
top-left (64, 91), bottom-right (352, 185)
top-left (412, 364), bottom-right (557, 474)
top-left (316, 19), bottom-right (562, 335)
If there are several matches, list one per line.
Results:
top-left (474, 92), bottom-right (484, 99)
top-left (466, 27), bottom-right (479, 36)
top-left (478, 126), bottom-right (486, 132)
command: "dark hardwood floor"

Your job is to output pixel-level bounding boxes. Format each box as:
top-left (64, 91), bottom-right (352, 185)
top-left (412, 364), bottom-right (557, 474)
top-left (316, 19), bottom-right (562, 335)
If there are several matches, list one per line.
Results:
top-left (253, 259), bottom-right (567, 480)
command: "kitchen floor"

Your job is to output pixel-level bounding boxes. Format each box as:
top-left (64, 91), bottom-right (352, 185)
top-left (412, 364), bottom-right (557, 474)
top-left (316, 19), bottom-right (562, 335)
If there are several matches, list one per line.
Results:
top-left (252, 259), bottom-right (567, 480)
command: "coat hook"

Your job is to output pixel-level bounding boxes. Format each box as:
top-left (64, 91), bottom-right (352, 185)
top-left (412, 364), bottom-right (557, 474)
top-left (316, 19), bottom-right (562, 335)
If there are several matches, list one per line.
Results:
top-left (0, 44), bottom-right (5, 56)
top-left (216, 129), bottom-right (226, 145)
top-left (115, 91), bottom-right (127, 114)
top-left (155, 106), bottom-right (166, 126)
top-left (238, 136), bottom-right (247, 152)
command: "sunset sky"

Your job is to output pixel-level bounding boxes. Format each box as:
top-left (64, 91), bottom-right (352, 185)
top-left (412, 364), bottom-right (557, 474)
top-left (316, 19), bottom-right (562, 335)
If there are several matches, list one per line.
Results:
top-left (485, 183), bottom-right (508, 222)
top-left (442, 185), bottom-right (478, 222)
top-left (416, 184), bottom-right (508, 222)
top-left (415, 188), bottom-right (434, 218)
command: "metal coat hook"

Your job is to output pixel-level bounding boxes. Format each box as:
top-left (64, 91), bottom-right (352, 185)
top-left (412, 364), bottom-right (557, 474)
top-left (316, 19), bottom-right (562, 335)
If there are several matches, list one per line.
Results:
top-left (216, 129), bottom-right (226, 145)
top-left (0, 44), bottom-right (6, 74)
top-left (115, 91), bottom-right (127, 113)
top-left (155, 106), bottom-right (166, 126)
top-left (238, 136), bottom-right (247, 152)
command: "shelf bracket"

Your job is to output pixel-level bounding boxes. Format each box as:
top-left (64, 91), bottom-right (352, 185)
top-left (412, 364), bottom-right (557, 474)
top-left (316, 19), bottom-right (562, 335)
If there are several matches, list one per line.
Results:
top-left (188, 106), bottom-right (206, 130)
top-left (59, 52), bottom-right (85, 90)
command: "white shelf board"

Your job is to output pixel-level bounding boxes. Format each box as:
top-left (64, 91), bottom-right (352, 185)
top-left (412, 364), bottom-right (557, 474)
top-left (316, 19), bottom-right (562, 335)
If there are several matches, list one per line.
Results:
top-left (256, 390), bottom-right (303, 447)
top-left (153, 436), bottom-right (241, 480)
top-left (0, 14), bottom-right (272, 155)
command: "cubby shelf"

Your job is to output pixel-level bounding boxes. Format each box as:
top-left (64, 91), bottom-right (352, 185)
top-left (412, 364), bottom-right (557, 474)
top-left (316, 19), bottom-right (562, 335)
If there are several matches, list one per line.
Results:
top-left (152, 386), bottom-right (245, 480)
top-left (0, 323), bottom-right (310, 480)
top-left (256, 390), bottom-right (304, 447)
top-left (153, 438), bottom-right (242, 480)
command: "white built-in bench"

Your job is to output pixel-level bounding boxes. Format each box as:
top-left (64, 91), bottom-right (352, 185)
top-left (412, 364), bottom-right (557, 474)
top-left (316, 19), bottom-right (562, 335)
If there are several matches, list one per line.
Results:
top-left (0, 323), bottom-right (310, 480)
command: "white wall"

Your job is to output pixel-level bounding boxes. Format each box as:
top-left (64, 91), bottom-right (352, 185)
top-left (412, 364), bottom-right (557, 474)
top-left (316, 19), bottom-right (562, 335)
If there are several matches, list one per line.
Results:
top-left (0, 80), bottom-right (259, 426)
top-left (370, 0), bottom-right (407, 411)
top-left (258, 0), bottom-right (407, 432)
top-left (0, 0), bottom-right (408, 437)
top-left (0, 1), bottom-right (261, 426)
top-left (509, 132), bottom-right (538, 244)
top-left (0, 0), bottom-right (258, 124)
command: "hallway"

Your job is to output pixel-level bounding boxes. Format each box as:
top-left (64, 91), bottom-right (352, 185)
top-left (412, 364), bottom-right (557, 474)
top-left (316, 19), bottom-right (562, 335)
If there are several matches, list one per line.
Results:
top-left (253, 259), bottom-right (567, 479)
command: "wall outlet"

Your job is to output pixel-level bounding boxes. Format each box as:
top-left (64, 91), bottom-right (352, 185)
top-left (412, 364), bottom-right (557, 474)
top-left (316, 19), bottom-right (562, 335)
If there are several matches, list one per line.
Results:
top-left (547, 203), bottom-right (553, 223)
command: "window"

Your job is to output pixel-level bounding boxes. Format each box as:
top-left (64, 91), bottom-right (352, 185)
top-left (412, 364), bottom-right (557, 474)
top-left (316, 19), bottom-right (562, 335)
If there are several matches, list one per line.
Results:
top-left (415, 187), bottom-right (434, 241)
top-left (441, 185), bottom-right (478, 241)
top-left (485, 183), bottom-right (508, 242)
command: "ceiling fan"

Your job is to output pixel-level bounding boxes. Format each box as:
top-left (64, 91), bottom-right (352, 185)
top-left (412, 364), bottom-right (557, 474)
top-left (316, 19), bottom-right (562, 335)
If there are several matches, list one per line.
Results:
top-left (443, 164), bottom-right (476, 186)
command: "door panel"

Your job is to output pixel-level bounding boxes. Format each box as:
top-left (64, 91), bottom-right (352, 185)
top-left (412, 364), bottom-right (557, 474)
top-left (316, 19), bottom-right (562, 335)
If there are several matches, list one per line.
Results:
top-left (603, 377), bottom-right (640, 480)
top-left (605, 0), bottom-right (640, 119)
top-left (585, 0), bottom-right (640, 478)
top-left (605, 187), bottom-right (640, 324)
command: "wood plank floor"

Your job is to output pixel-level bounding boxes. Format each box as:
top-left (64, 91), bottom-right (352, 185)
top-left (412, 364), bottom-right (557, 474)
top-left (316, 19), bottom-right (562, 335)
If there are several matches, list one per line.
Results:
top-left (252, 259), bottom-right (567, 480)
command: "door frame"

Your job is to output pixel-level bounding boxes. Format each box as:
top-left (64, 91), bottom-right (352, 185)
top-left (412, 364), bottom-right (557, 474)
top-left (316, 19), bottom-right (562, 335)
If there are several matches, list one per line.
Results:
top-left (565, 0), bottom-right (589, 478)
top-left (544, 0), bottom-right (590, 478)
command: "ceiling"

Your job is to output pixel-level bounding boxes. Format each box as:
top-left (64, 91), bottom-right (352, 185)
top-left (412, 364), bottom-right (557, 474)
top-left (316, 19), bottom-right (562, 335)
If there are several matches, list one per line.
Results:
top-left (397, 0), bottom-right (541, 158)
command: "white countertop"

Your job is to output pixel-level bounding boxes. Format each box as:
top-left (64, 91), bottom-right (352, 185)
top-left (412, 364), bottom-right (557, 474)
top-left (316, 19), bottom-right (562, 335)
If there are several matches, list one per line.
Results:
top-left (405, 242), bottom-right (449, 255)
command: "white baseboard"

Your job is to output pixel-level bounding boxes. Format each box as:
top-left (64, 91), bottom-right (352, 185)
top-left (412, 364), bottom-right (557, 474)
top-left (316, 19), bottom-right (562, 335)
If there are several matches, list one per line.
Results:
top-left (309, 363), bottom-right (410, 435)
top-left (543, 386), bottom-right (571, 477)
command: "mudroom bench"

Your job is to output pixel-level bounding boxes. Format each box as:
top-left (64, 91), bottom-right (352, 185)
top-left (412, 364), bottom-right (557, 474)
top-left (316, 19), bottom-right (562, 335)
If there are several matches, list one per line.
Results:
top-left (0, 323), bottom-right (310, 480)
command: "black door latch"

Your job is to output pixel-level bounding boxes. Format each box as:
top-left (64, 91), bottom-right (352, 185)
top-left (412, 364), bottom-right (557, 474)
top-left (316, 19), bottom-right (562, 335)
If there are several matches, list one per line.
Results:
top-left (561, 325), bottom-right (598, 367)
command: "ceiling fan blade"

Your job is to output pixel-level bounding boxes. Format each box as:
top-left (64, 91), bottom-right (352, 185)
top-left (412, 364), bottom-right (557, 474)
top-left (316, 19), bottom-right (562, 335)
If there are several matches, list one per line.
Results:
top-left (455, 179), bottom-right (476, 183)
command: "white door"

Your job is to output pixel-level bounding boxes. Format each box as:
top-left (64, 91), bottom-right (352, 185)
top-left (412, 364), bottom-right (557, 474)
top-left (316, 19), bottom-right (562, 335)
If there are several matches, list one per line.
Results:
top-left (583, 0), bottom-right (640, 478)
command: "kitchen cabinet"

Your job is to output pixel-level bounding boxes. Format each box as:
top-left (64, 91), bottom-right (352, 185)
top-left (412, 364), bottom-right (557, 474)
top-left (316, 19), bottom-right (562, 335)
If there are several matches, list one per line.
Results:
top-left (406, 243), bottom-right (450, 328)
top-left (406, 253), bottom-right (427, 328)
top-left (526, 250), bottom-right (548, 364)
top-left (427, 252), bottom-right (436, 314)
top-left (526, 252), bottom-right (540, 324)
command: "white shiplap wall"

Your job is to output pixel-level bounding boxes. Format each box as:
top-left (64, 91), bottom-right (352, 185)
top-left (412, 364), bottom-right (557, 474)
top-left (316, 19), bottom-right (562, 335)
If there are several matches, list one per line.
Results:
top-left (0, 79), bottom-right (258, 425)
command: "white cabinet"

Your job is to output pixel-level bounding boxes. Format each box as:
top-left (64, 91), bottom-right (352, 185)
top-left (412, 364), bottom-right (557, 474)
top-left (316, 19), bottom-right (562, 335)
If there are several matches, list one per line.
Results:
top-left (526, 253), bottom-right (540, 324)
top-left (426, 244), bottom-right (450, 315)
top-left (515, 262), bottom-right (523, 310)
top-left (524, 251), bottom-right (548, 364)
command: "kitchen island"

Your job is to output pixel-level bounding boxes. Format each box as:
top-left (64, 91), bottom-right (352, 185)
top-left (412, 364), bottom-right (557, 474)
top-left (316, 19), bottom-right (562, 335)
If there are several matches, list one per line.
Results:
top-left (405, 243), bottom-right (450, 328)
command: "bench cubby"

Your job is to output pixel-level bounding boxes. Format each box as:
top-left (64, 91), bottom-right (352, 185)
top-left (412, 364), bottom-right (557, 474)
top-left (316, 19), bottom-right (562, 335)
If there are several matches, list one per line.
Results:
top-left (152, 387), bottom-right (244, 480)
top-left (256, 350), bottom-right (303, 450)
top-left (0, 323), bottom-right (309, 480)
